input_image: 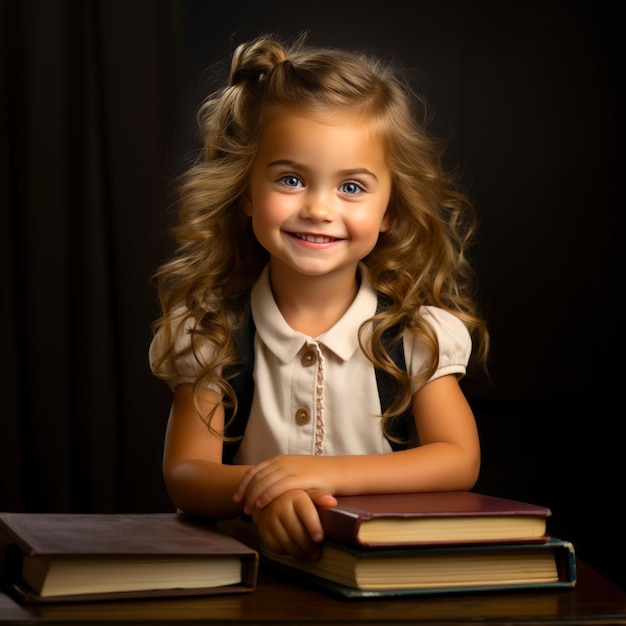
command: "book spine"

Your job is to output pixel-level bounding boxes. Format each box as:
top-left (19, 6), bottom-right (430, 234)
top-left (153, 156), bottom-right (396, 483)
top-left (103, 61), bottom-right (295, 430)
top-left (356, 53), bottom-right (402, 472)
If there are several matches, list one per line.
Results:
top-left (556, 540), bottom-right (577, 584)
top-left (316, 509), bottom-right (364, 547)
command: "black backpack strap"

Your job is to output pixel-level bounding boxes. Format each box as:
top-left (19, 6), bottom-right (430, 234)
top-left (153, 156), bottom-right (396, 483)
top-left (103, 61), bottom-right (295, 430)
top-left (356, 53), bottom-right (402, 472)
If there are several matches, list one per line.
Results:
top-left (222, 293), bottom-right (413, 463)
top-left (374, 297), bottom-right (414, 451)
top-left (221, 304), bottom-right (256, 464)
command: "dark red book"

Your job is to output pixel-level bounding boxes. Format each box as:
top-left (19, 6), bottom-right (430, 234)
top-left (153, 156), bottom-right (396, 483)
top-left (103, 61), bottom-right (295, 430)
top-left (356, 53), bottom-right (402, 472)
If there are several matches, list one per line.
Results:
top-left (316, 491), bottom-right (551, 548)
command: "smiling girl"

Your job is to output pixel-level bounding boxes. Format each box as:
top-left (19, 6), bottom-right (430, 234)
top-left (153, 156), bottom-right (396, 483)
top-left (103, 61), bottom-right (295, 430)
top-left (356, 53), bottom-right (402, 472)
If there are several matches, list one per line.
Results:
top-left (150, 34), bottom-right (489, 560)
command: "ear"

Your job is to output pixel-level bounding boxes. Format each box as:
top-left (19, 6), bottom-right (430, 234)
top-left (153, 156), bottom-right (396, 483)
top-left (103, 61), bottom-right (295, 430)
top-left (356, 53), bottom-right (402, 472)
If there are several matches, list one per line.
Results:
top-left (243, 189), bottom-right (253, 216)
top-left (379, 210), bottom-right (391, 233)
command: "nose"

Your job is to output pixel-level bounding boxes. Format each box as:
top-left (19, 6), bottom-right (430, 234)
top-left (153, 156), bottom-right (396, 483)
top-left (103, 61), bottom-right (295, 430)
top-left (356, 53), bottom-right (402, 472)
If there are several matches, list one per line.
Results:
top-left (300, 191), bottom-right (335, 222)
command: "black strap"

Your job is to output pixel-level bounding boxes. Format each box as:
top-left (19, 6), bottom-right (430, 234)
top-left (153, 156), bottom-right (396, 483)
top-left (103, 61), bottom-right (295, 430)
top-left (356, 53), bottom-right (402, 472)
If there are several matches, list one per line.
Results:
top-left (374, 301), bottom-right (413, 451)
top-left (222, 308), bottom-right (256, 464)
top-left (222, 295), bottom-right (412, 463)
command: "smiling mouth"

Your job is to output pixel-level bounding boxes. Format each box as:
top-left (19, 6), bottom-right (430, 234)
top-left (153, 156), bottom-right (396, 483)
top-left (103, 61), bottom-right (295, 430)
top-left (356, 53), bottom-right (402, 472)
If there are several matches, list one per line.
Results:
top-left (291, 233), bottom-right (341, 243)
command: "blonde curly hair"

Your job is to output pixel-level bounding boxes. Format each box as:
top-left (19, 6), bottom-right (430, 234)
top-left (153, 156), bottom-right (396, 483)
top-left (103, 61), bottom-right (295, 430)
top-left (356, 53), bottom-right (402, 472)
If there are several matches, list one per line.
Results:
top-left (151, 33), bottom-right (489, 445)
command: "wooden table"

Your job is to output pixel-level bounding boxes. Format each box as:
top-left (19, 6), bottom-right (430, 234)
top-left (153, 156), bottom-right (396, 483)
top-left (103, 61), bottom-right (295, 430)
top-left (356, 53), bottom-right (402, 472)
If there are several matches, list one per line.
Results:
top-left (1, 559), bottom-right (625, 624)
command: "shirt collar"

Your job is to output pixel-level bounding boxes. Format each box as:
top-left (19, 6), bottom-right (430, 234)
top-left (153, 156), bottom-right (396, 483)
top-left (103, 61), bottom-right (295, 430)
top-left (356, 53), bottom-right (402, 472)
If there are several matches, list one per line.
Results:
top-left (250, 264), bottom-right (378, 363)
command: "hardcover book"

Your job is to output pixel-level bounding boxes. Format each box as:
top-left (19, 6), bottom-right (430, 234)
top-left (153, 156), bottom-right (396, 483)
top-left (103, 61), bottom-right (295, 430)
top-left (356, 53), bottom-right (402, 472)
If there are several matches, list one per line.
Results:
top-left (262, 536), bottom-right (576, 598)
top-left (0, 512), bottom-right (258, 604)
top-left (316, 491), bottom-right (551, 548)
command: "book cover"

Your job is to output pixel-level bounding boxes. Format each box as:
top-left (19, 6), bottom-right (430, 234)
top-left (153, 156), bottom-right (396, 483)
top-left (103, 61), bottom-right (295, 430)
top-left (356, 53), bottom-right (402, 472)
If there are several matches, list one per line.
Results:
top-left (316, 491), bottom-right (551, 548)
top-left (262, 536), bottom-right (576, 598)
top-left (0, 512), bottom-right (258, 604)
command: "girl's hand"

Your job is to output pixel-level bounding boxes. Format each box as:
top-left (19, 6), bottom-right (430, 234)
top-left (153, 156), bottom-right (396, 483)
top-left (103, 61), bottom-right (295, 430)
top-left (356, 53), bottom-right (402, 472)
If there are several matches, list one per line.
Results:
top-left (252, 489), bottom-right (327, 560)
top-left (234, 454), bottom-right (337, 515)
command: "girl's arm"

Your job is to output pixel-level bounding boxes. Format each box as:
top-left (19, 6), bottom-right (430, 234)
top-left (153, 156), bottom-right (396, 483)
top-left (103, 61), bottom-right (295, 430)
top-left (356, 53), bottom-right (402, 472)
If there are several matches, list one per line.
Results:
top-left (163, 384), bottom-right (251, 519)
top-left (164, 383), bottom-right (335, 558)
top-left (234, 374), bottom-right (480, 514)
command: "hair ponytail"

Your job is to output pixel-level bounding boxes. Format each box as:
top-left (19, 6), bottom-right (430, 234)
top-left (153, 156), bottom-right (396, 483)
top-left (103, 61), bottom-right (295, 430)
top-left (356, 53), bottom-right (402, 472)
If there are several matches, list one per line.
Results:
top-left (229, 37), bottom-right (287, 86)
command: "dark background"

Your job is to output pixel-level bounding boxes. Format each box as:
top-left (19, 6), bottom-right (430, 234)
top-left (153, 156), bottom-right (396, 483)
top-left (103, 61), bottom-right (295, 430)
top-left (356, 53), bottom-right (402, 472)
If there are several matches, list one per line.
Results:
top-left (2, 0), bottom-right (622, 590)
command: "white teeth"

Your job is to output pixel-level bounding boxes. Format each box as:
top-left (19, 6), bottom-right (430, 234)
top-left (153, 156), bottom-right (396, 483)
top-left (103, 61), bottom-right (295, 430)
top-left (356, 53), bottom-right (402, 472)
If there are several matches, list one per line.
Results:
top-left (295, 233), bottom-right (334, 243)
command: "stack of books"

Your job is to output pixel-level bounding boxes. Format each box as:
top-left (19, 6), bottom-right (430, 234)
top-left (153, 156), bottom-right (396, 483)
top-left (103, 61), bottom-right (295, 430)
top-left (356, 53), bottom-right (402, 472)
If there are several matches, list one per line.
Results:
top-left (259, 491), bottom-right (577, 597)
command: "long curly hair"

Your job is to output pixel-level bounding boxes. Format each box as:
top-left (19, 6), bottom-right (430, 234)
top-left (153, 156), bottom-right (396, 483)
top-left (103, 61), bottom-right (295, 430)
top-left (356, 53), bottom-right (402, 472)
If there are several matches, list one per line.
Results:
top-left (151, 33), bottom-right (489, 444)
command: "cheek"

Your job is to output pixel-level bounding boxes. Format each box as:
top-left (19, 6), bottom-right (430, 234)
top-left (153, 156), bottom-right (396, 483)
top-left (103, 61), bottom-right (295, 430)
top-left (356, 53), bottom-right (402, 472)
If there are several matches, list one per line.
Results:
top-left (248, 196), bottom-right (289, 242)
top-left (253, 192), bottom-right (297, 225)
top-left (347, 208), bottom-right (389, 238)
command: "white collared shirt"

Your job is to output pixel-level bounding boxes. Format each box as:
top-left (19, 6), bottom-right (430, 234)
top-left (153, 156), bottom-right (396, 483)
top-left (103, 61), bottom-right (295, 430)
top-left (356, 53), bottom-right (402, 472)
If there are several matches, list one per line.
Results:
top-left (149, 264), bottom-right (471, 464)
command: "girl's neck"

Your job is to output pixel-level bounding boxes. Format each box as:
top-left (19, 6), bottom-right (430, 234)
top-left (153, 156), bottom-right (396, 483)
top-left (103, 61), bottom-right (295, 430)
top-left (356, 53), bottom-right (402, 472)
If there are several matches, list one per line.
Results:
top-left (268, 263), bottom-right (360, 337)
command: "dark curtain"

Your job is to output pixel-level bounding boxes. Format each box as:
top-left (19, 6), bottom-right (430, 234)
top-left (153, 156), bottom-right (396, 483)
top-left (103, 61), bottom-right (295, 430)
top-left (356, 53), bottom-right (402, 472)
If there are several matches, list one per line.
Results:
top-left (1, 0), bottom-right (180, 513)
top-left (1, 0), bottom-right (623, 591)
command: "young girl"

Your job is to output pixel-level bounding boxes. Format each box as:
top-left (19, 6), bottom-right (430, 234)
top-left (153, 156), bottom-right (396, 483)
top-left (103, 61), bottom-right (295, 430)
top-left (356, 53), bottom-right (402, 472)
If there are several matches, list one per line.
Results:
top-left (150, 34), bottom-right (489, 561)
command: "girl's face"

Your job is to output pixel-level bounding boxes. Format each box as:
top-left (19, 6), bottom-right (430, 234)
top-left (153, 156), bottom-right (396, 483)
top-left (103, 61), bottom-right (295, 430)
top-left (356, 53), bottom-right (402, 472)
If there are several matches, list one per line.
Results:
top-left (245, 111), bottom-right (392, 281)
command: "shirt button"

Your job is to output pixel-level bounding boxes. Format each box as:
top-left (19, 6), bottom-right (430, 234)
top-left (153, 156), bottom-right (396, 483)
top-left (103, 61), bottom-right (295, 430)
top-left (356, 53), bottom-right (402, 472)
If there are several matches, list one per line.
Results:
top-left (295, 408), bottom-right (310, 425)
top-left (301, 350), bottom-right (317, 367)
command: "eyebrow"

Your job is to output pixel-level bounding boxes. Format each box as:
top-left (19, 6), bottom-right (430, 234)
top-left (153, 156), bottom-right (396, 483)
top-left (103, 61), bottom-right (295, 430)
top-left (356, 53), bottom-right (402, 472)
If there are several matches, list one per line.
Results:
top-left (266, 160), bottom-right (379, 181)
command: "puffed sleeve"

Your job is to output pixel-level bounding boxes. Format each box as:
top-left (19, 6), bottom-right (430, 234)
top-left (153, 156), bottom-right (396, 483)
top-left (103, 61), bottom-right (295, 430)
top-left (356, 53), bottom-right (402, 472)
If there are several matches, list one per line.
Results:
top-left (404, 306), bottom-right (472, 392)
top-left (148, 311), bottom-right (220, 391)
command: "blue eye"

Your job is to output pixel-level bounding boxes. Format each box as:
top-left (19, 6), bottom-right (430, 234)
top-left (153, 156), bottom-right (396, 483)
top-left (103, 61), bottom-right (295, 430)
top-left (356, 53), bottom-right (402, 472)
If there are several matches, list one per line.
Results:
top-left (340, 181), bottom-right (364, 195)
top-left (279, 175), bottom-right (303, 188)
